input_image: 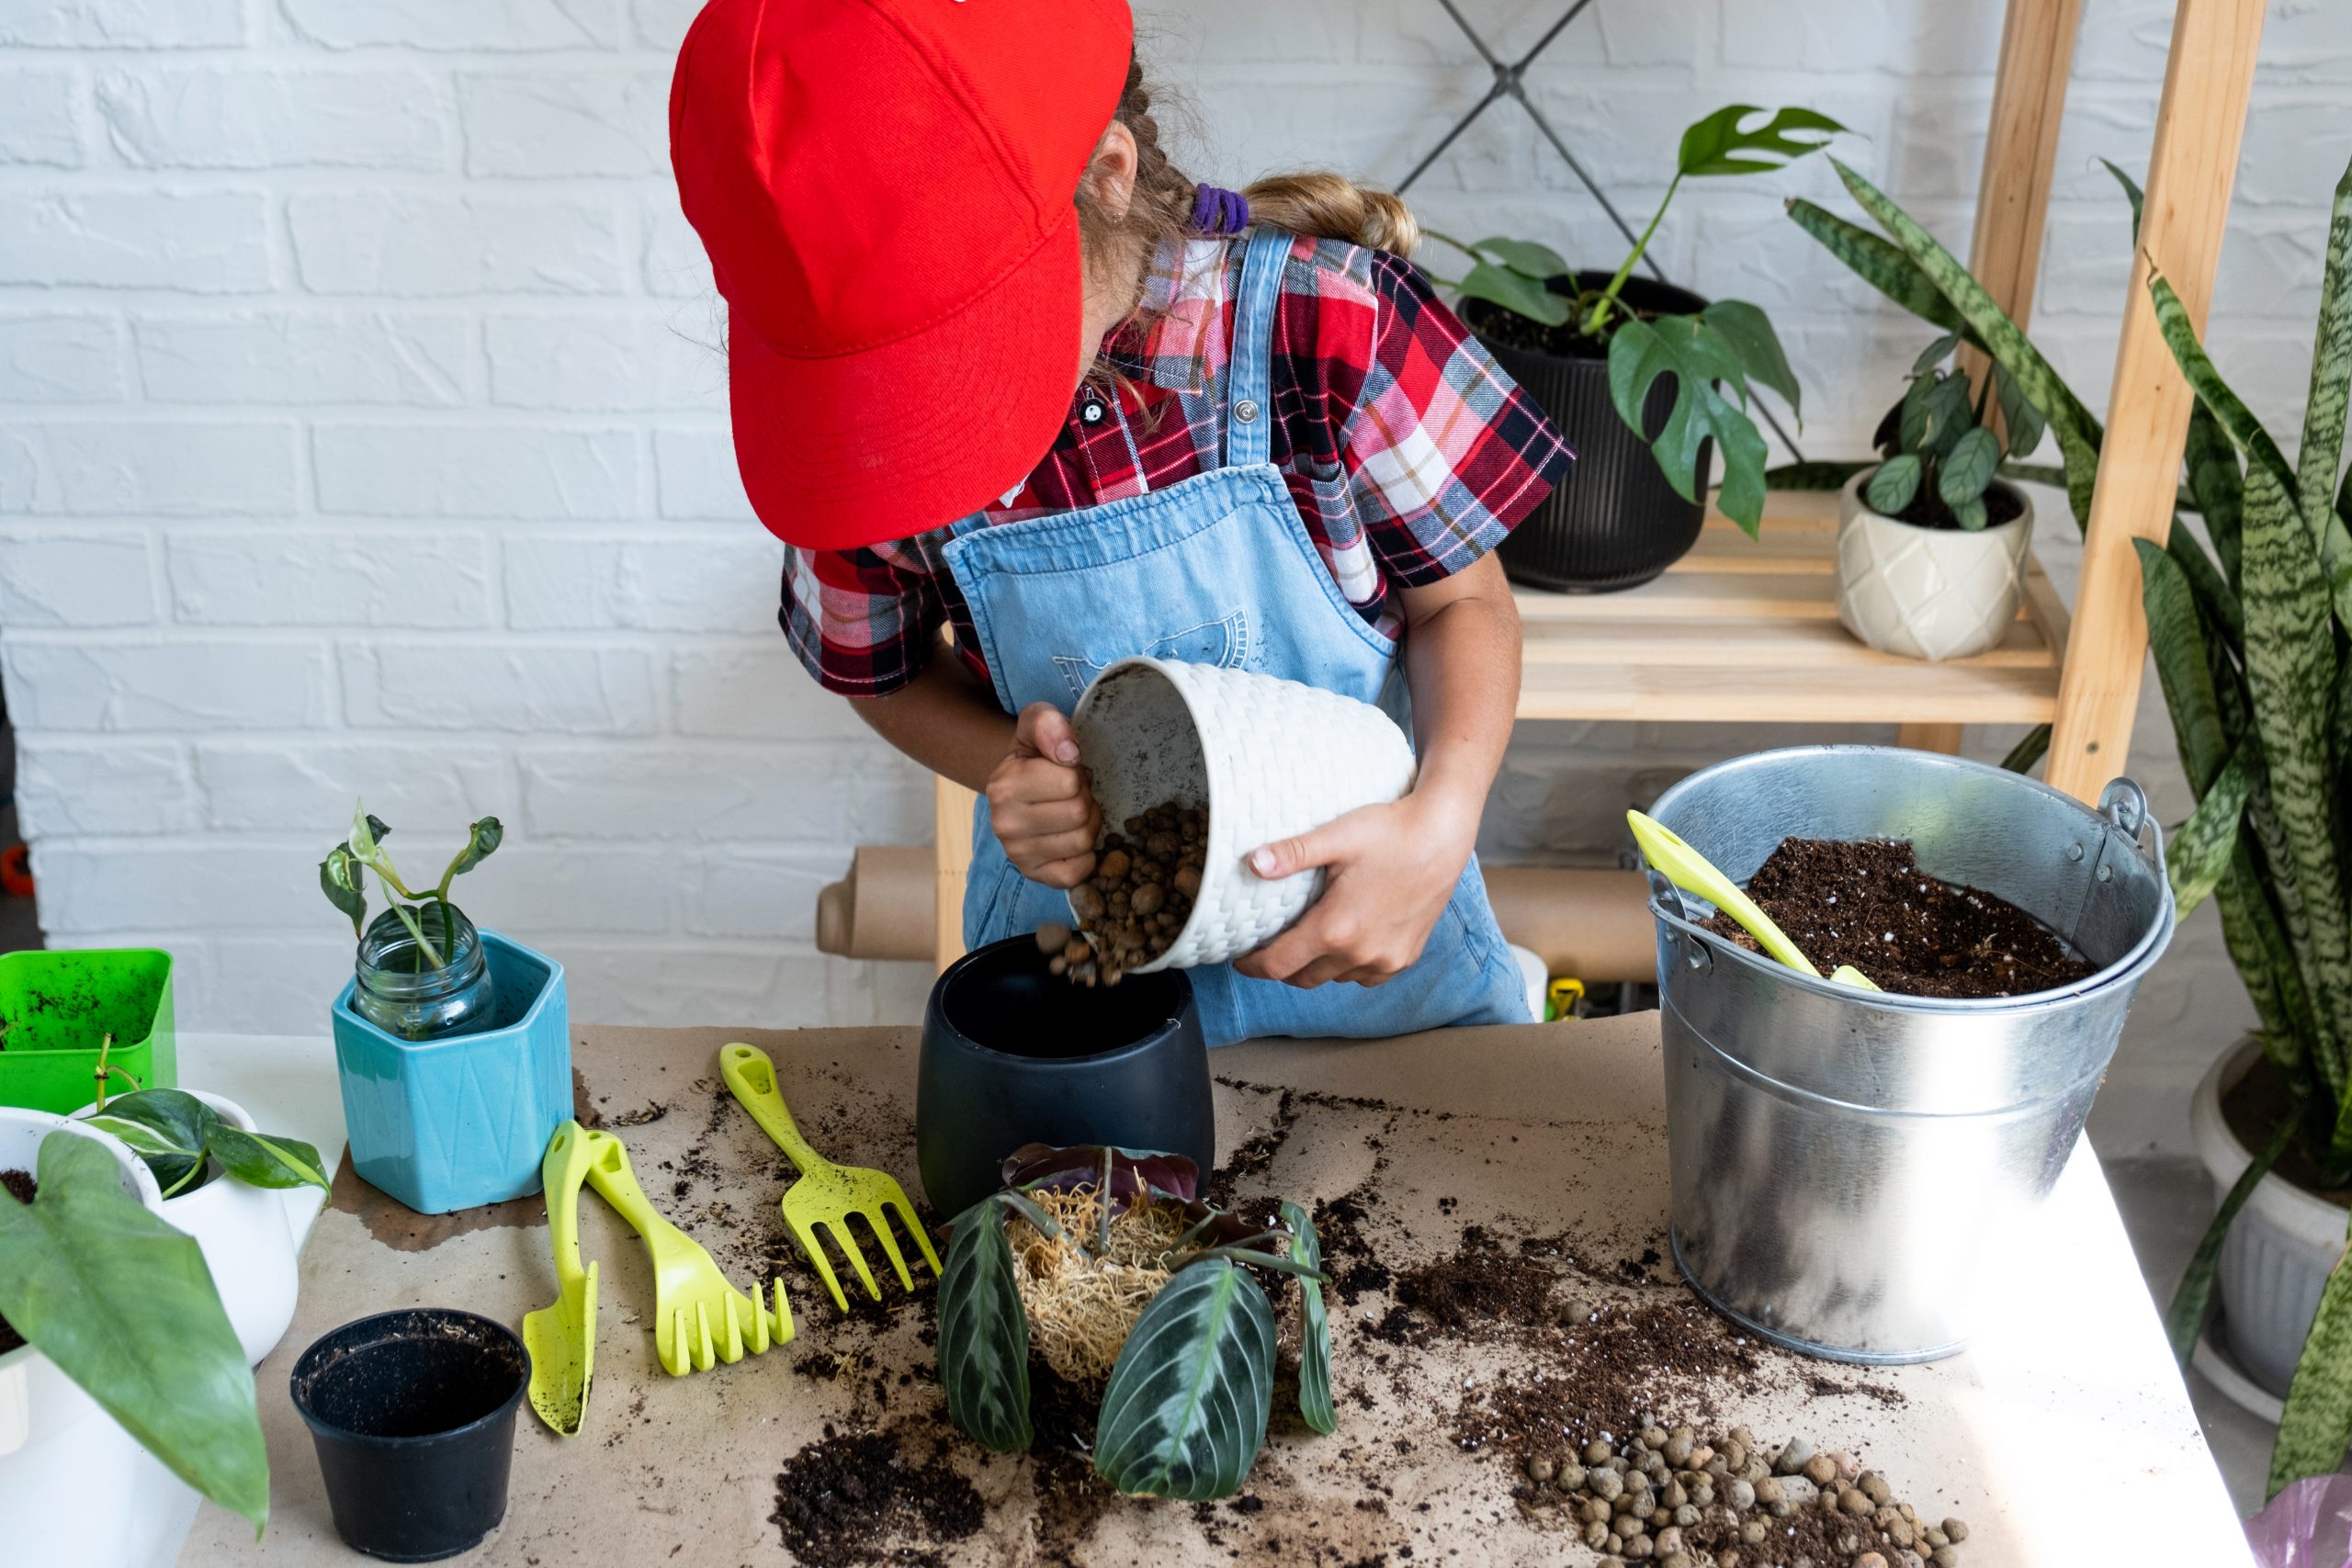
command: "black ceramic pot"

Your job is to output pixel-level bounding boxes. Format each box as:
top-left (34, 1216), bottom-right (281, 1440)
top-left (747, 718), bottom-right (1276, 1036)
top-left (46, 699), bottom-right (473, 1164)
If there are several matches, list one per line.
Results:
top-left (1465, 271), bottom-right (1715, 593)
top-left (290, 1308), bottom-right (529, 1562)
top-left (917, 935), bottom-right (1215, 1220)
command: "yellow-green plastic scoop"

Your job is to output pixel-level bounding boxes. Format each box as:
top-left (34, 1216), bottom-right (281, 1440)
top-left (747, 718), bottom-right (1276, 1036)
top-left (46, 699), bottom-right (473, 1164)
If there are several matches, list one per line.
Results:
top-left (523, 1121), bottom-right (598, 1436)
top-left (1626, 810), bottom-right (1881, 991)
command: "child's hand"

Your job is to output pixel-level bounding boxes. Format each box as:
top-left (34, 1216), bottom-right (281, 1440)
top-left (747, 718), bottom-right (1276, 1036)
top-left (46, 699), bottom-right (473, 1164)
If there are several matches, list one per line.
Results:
top-left (1232, 790), bottom-right (1479, 988)
top-left (986, 703), bottom-right (1102, 889)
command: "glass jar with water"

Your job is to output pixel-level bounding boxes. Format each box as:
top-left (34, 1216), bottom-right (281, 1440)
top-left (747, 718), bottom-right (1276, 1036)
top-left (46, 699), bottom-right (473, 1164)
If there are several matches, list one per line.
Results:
top-left (349, 903), bottom-right (498, 1042)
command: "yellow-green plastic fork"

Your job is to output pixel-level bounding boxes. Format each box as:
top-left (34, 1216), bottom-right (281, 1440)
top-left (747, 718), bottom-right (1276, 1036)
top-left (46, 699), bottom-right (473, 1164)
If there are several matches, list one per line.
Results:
top-left (522, 1121), bottom-right (599, 1436)
top-left (1627, 810), bottom-right (1883, 991)
top-left (579, 1127), bottom-right (794, 1377)
top-left (719, 1042), bottom-right (941, 1314)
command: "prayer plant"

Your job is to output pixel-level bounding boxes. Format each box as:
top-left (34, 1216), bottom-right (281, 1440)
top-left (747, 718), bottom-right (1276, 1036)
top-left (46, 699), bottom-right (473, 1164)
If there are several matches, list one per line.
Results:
top-left (318, 802), bottom-right (503, 971)
top-left (1422, 104), bottom-right (1844, 537)
top-left (1789, 150), bottom-right (2352, 1496)
top-left (935, 1145), bottom-right (1332, 1501)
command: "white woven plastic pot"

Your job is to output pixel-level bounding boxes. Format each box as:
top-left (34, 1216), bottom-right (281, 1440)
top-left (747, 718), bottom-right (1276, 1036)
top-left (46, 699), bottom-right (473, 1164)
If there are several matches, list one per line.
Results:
top-left (1836, 472), bottom-right (2032, 661)
top-left (1069, 658), bottom-right (1417, 971)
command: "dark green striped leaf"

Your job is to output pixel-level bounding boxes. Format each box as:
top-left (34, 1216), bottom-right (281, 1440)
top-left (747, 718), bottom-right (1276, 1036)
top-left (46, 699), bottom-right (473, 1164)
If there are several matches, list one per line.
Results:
top-left (1095, 1259), bottom-right (1277, 1500)
top-left (2102, 158), bottom-right (2145, 238)
top-left (2295, 156), bottom-right (2351, 538)
top-left (2167, 747), bottom-right (2253, 917)
top-left (937, 1195), bottom-right (1033, 1451)
top-left (2168, 517), bottom-right (2244, 644)
top-left (2274, 1236), bottom-right (2352, 1497)
top-left (1994, 363), bottom-right (2047, 459)
top-left (1999, 724), bottom-right (2051, 775)
top-left (1784, 198), bottom-right (1966, 333)
top-left (2165, 1114), bottom-right (2290, 1369)
top-left (2134, 537), bottom-right (2232, 793)
top-left (1283, 1201), bottom-right (1335, 1436)
top-left (2185, 401), bottom-right (2245, 587)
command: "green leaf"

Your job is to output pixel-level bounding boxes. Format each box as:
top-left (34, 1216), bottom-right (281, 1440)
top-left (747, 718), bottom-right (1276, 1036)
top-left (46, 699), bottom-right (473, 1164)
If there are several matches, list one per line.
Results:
top-left (1677, 105), bottom-right (1845, 178)
top-left (2166, 747), bottom-right (2254, 917)
top-left (2295, 156), bottom-right (2352, 540)
top-left (0, 1132), bottom-right (267, 1529)
top-left (209, 1126), bottom-right (331, 1192)
top-left (1697, 299), bottom-right (1801, 419)
top-left (1918, 373), bottom-right (1974, 461)
top-left (1282, 1201), bottom-right (1334, 1436)
top-left (347, 803), bottom-right (379, 861)
top-left (450, 818), bottom-right (502, 877)
top-left (2135, 537), bottom-right (2234, 793)
top-left (1830, 159), bottom-right (2106, 531)
top-left (1784, 197), bottom-right (1968, 334)
top-left (1456, 262), bottom-right (1569, 328)
top-left (1949, 494), bottom-right (1988, 532)
top-left (1912, 331), bottom-right (1963, 374)
top-left (2102, 158), bottom-right (2145, 239)
top-left (2274, 1234), bottom-right (2352, 1497)
top-left (85, 1089), bottom-right (218, 1199)
top-left (936, 1195), bottom-right (1032, 1451)
top-left (1607, 314), bottom-right (1772, 537)
top-left (2000, 724), bottom-right (2051, 775)
top-left (320, 845), bottom-right (366, 938)
top-left (2186, 401), bottom-right (2246, 587)
top-left (1994, 363), bottom-right (2047, 459)
top-left (2165, 1114), bottom-right (2290, 1367)
top-left (1864, 454), bottom-right (1920, 515)
top-left (1473, 235), bottom-right (1567, 281)
top-left (2168, 516), bottom-right (2245, 645)
top-left (1939, 426), bottom-right (2000, 505)
top-left (1094, 1258), bottom-right (1277, 1500)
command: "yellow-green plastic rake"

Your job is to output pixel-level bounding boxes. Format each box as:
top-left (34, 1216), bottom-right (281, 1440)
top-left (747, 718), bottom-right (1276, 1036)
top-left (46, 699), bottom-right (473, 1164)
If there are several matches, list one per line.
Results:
top-left (719, 1042), bottom-right (941, 1313)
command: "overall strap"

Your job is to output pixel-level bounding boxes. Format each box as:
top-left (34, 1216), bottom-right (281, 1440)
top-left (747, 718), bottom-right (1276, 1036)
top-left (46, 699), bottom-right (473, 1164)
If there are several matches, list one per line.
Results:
top-left (1223, 229), bottom-right (1292, 468)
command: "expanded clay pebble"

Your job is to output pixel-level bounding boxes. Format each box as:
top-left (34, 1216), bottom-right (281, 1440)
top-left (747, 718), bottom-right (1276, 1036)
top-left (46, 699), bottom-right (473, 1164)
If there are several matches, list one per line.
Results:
top-left (1039, 802), bottom-right (1208, 985)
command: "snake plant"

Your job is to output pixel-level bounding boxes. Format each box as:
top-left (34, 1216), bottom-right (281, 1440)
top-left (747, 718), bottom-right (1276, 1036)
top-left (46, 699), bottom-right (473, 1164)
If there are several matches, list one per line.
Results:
top-left (1790, 151), bottom-right (2352, 1497)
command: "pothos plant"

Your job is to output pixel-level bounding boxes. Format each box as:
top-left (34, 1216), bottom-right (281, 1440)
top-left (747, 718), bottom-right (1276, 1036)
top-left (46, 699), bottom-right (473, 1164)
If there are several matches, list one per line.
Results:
top-left (936, 1145), bottom-right (1332, 1501)
top-left (85, 1076), bottom-right (330, 1201)
top-left (1421, 104), bottom-right (1845, 536)
top-left (318, 802), bottom-right (503, 971)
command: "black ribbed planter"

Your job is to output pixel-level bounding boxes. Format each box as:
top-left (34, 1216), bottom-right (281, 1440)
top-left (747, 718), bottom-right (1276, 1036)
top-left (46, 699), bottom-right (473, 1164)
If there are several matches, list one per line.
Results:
top-left (916, 935), bottom-right (1213, 1221)
top-left (1465, 272), bottom-right (1714, 593)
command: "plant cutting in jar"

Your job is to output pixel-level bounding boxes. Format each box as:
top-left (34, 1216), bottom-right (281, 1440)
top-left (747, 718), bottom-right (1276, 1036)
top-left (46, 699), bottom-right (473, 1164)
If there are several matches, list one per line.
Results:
top-left (1789, 147), bottom-right (2352, 1495)
top-left (936, 1144), bottom-right (1332, 1500)
top-left (1419, 104), bottom-right (1842, 536)
top-left (318, 803), bottom-right (503, 972)
top-left (0, 1128), bottom-right (270, 1532)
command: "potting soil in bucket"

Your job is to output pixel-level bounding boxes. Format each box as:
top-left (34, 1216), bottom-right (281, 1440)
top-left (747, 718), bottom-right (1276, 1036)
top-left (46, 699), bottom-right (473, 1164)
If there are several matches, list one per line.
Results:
top-left (1645, 746), bottom-right (2173, 1363)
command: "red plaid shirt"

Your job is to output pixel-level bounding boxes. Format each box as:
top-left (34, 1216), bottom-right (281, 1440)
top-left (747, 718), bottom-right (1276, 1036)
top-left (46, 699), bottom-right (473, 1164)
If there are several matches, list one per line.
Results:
top-left (780, 231), bottom-right (1572, 698)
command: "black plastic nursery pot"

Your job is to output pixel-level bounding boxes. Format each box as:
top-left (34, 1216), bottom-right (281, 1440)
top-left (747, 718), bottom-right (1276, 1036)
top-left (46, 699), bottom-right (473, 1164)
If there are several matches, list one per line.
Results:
top-left (1464, 271), bottom-right (1715, 593)
top-left (917, 934), bottom-right (1215, 1219)
top-left (290, 1308), bottom-right (530, 1562)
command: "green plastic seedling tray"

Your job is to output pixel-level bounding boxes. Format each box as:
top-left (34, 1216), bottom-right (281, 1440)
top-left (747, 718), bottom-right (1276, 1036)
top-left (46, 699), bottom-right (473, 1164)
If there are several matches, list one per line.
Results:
top-left (0, 949), bottom-right (175, 1114)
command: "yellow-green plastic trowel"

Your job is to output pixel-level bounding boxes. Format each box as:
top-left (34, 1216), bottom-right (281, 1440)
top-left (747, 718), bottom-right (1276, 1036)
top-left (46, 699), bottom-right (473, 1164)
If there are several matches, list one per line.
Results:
top-left (1627, 810), bottom-right (1881, 991)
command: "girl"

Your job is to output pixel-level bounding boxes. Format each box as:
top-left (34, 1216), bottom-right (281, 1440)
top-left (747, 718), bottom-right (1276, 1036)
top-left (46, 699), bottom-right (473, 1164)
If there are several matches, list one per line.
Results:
top-left (670, 0), bottom-right (1572, 1045)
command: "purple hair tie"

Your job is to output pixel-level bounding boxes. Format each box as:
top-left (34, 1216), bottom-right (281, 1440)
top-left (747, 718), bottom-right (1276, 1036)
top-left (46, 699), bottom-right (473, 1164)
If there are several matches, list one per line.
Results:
top-left (1189, 183), bottom-right (1250, 236)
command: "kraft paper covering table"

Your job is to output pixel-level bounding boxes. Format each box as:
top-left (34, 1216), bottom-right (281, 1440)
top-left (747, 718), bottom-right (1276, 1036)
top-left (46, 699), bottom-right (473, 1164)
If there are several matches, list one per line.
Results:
top-left (174, 1016), bottom-right (2249, 1568)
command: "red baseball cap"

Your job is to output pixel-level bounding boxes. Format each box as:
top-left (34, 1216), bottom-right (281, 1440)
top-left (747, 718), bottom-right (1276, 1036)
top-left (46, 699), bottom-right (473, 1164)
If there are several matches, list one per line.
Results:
top-left (670, 0), bottom-right (1135, 551)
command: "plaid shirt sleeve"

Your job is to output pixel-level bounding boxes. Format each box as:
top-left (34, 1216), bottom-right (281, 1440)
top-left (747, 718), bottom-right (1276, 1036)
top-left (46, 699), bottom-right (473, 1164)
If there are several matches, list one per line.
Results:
top-left (778, 537), bottom-right (944, 697)
top-left (1323, 250), bottom-right (1573, 585)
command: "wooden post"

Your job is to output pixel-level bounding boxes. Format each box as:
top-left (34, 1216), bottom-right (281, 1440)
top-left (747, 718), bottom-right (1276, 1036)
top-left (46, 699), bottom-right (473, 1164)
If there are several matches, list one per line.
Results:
top-left (933, 776), bottom-right (976, 973)
top-left (1896, 722), bottom-right (1966, 754)
top-left (1965, 0), bottom-right (2086, 343)
top-left (2045, 0), bottom-right (2267, 802)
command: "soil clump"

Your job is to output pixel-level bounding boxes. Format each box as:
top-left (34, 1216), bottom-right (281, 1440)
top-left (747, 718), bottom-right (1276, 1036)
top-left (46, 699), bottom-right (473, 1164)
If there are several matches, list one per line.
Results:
top-left (770, 1421), bottom-right (983, 1567)
top-left (1702, 836), bottom-right (2091, 998)
top-left (0, 1168), bottom-right (28, 1352)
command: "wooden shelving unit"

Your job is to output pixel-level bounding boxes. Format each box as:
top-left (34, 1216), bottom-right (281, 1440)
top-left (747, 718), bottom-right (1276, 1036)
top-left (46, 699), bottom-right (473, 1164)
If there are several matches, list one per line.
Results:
top-left (1514, 492), bottom-right (2071, 728)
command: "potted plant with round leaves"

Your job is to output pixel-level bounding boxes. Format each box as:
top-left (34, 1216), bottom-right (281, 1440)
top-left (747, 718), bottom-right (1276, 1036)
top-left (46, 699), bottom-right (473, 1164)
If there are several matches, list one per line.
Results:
top-left (0, 1116), bottom-right (269, 1565)
top-left (320, 802), bottom-right (571, 1217)
top-left (1834, 333), bottom-right (2038, 661)
top-left (936, 1145), bottom-right (1332, 1500)
top-left (1421, 104), bottom-right (1841, 591)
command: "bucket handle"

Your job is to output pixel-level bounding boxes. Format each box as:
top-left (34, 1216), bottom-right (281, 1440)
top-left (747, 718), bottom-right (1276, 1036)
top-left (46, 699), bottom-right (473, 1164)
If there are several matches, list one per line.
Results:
top-left (2098, 777), bottom-right (2166, 874)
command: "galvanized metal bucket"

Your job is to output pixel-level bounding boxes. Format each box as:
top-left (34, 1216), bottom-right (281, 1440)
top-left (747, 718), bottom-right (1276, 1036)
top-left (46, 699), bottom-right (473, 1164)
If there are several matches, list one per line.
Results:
top-left (1646, 746), bottom-right (2174, 1363)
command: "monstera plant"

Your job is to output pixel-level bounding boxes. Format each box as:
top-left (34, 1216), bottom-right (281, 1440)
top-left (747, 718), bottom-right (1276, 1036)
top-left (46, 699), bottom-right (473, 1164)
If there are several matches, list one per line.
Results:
top-left (1791, 150), bottom-right (2352, 1495)
top-left (935, 1145), bottom-right (1331, 1500)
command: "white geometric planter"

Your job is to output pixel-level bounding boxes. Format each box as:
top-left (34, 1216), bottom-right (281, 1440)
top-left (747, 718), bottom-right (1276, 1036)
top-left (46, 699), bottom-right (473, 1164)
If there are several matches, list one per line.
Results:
top-left (2191, 1035), bottom-right (2346, 1414)
top-left (0, 1109), bottom-right (187, 1568)
top-left (75, 1089), bottom-right (301, 1368)
top-left (1070, 658), bottom-right (1418, 971)
top-left (1836, 473), bottom-right (2032, 662)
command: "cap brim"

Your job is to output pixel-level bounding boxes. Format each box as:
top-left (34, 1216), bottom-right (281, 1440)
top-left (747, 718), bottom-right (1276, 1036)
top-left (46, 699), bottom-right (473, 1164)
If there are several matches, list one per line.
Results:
top-left (726, 215), bottom-right (1082, 552)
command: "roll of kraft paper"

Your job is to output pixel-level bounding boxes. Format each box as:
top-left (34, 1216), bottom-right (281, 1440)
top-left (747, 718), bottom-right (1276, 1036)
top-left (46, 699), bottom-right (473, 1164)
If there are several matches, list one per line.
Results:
top-left (815, 846), bottom-right (935, 962)
top-left (1480, 867), bottom-right (1654, 985)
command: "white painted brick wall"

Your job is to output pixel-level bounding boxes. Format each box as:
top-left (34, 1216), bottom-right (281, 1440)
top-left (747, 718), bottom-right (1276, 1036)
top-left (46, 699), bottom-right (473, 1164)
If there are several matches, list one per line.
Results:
top-left (1, 0), bottom-right (2337, 1158)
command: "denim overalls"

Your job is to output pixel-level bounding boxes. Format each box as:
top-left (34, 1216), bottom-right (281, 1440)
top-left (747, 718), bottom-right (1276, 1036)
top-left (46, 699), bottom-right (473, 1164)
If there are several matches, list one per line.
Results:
top-left (942, 229), bottom-right (1529, 1046)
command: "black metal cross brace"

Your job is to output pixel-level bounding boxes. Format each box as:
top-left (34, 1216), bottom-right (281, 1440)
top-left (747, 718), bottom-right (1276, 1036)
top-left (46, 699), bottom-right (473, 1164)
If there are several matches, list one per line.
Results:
top-left (1396, 0), bottom-right (1804, 457)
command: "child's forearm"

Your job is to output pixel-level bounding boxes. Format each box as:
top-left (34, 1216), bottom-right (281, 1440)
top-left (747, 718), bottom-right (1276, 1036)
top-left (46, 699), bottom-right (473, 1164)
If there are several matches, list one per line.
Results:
top-left (849, 652), bottom-right (1018, 793)
top-left (1396, 553), bottom-right (1521, 842)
